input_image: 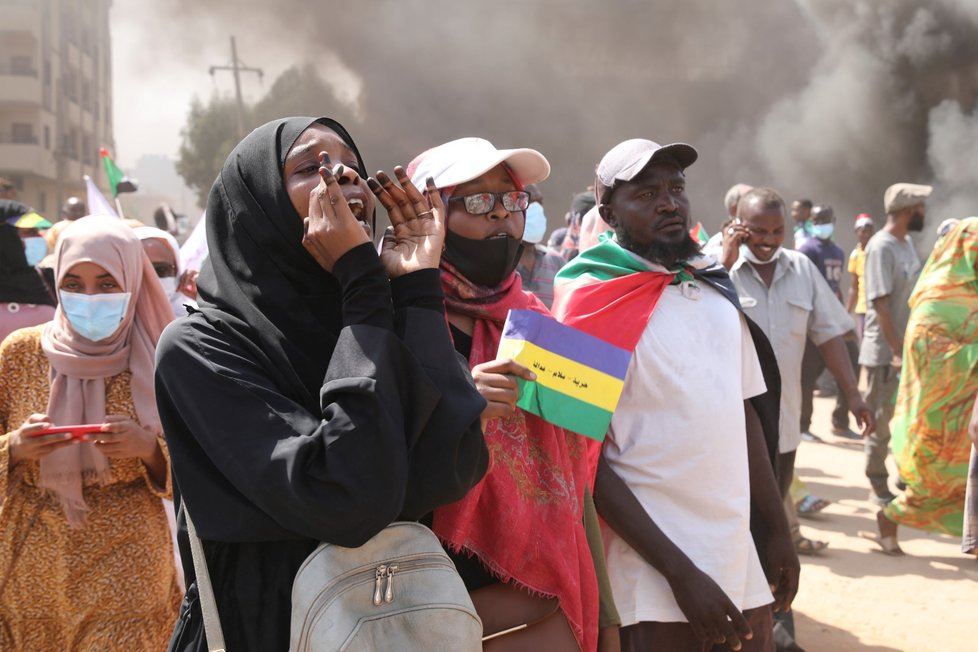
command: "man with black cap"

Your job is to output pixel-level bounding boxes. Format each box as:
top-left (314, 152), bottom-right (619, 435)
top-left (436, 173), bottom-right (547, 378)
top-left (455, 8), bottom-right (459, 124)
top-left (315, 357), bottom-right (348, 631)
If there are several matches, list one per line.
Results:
top-left (859, 182), bottom-right (931, 505)
top-left (553, 139), bottom-right (798, 652)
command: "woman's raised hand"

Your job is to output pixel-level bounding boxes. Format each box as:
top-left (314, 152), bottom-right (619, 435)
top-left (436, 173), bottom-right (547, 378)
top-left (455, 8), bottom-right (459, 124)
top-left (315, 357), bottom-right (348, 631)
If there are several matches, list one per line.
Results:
top-left (302, 153), bottom-right (371, 272)
top-left (8, 413), bottom-right (75, 465)
top-left (369, 168), bottom-right (446, 279)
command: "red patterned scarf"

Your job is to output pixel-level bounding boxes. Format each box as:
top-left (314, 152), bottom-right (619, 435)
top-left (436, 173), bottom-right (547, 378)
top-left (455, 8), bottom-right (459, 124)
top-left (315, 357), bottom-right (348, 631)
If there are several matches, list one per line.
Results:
top-left (434, 261), bottom-right (598, 652)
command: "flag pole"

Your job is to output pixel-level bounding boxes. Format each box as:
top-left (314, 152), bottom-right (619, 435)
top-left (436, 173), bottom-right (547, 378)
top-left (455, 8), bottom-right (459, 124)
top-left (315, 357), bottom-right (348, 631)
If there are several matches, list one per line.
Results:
top-left (114, 197), bottom-right (126, 218)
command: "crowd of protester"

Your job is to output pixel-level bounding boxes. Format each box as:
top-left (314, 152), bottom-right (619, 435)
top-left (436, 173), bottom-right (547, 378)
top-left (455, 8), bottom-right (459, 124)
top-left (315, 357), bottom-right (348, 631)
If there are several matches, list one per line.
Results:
top-left (0, 115), bottom-right (975, 652)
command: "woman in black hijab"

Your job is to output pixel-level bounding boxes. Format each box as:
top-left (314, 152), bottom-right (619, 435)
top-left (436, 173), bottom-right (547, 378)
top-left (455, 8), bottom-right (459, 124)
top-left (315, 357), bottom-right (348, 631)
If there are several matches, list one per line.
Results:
top-left (156, 117), bottom-right (489, 651)
top-left (1, 200), bottom-right (56, 342)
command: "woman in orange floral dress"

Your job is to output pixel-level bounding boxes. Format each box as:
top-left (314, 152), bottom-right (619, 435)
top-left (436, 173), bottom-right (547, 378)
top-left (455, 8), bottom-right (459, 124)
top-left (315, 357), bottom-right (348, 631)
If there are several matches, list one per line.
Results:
top-left (0, 216), bottom-right (180, 650)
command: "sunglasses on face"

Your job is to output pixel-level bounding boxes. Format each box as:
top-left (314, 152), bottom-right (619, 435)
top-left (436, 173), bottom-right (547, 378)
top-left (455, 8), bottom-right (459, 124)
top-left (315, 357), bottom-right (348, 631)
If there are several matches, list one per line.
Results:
top-left (449, 191), bottom-right (530, 215)
top-left (152, 262), bottom-right (177, 278)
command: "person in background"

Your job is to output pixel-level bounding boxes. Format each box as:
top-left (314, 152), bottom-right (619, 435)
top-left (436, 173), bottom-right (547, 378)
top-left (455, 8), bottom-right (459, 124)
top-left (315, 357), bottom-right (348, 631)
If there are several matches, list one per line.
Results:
top-left (408, 137), bottom-right (608, 651)
top-left (791, 198), bottom-right (813, 248)
top-left (1, 206), bottom-right (56, 343)
top-left (156, 117), bottom-right (489, 651)
top-left (60, 197), bottom-right (87, 222)
top-left (864, 218), bottom-right (978, 555)
top-left (135, 226), bottom-right (196, 318)
top-left (859, 183), bottom-right (930, 505)
top-left (548, 213), bottom-right (571, 249)
top-left (517, 186), bottom-right (567, 309)
top-left (847, 213), bottom-right (875, 339)
top-left (557, 191), bottom-right (596, 261)
top-left (936, 218), bottom-right (961, 242)
top-left (0, 215), bottom-right (180, 650)
top-left (153, 202), bottom-right (180, 236)
top-left (555, 138), bottom-right (797, 652)
top-left (702, 182), bottom-right (754, 263)
top-left (798, 204), bottom-right (862, 440)
top-left (963, 395), bottom-right (978, 556)
top-left (728, 189), bottom-right (874, 559)
top-left (0, 177), bottom-right (17, 200)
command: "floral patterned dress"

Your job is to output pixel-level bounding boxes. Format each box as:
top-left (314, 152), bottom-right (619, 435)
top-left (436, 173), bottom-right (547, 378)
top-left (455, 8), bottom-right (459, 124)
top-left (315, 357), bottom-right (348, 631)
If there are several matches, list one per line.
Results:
top-left (0, 326), bottom-right (181, 650)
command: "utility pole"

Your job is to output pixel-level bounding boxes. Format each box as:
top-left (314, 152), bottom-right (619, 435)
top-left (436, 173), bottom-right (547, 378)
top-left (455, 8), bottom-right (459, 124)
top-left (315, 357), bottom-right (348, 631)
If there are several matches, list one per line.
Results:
top-left (209, 36), bottom-right (263, 140)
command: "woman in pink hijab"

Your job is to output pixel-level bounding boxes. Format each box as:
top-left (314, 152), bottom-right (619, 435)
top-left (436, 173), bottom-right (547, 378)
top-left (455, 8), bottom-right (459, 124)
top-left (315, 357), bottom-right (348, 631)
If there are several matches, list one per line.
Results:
top-left (0, 215), bottom-right (180, 651)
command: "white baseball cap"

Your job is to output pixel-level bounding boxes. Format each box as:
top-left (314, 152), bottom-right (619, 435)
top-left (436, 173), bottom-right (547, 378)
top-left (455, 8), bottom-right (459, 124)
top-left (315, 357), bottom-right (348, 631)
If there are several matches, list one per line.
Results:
top-left (407, 137), bottom-right (550, 192)
top-left (596, 138), bottom-right (698, 204)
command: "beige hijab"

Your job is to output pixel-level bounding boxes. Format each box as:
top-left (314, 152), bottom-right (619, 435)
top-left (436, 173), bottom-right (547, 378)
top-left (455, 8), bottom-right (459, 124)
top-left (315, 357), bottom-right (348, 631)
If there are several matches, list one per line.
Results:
top-left (39, 215), bottom-right (173, 526)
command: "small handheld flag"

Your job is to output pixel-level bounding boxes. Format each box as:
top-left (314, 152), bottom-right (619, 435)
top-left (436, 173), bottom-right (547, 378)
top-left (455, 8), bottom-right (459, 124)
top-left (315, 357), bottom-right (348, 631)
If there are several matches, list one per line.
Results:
top-left (99, 148), bottom-right (137, 197)
top-left (497, 309), bottom-right (631, 441)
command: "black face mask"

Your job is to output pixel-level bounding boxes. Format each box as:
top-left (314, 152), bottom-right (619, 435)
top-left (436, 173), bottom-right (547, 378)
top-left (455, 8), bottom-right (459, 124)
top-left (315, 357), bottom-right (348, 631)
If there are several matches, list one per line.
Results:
top-left (909, 210), bottom-right (926, 232)
top-left (443, 230), bottom-right (524, 288)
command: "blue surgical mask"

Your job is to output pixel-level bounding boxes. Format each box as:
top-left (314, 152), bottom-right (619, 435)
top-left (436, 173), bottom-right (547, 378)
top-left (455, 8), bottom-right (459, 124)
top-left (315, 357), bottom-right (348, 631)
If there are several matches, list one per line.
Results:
top-left (23, 236), bottom-right (47, 266)
top-left (811, 223), bottom-right (834, 240)
top-left (58, 290), bottom-right (132, 341)
top-left (522, 202), bottom-right (547, 244)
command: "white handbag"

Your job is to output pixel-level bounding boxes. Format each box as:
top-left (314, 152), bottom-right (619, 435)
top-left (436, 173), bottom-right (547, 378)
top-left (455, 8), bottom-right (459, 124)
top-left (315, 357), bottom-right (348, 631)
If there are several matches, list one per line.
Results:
top-left (185, 511), bottom-right (482, 652)
top-left (289, 522), bottom-right (483, 652)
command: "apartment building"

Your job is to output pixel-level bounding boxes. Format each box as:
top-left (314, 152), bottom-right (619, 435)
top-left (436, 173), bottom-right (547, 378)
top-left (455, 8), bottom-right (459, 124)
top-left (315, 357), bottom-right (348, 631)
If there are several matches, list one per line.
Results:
top-left (0, 0), bottom-right (114, 217)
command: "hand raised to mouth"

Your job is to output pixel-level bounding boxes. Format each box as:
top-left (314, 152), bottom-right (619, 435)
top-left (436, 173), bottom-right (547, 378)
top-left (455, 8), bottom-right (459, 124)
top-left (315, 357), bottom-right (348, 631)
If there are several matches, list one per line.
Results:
top-left (368, 166), bottom-right (447, 278)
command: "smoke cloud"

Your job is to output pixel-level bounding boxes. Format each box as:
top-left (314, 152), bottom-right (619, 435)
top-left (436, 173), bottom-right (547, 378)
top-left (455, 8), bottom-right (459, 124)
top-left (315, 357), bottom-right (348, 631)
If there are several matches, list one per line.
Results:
top-left (128, 0), bottom-right (978, 253)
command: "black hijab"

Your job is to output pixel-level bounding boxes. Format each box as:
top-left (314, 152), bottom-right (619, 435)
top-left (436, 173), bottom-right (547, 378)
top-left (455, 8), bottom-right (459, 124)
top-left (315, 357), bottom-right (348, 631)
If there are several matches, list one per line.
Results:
top-left (195, 117), bottom-right (369, 411)
top-left (0, 199), bottom-right (55, 305)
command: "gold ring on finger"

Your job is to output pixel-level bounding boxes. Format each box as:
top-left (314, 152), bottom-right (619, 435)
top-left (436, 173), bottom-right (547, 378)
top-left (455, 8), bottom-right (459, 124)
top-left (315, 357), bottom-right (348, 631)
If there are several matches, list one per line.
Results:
top-left (329, 194), bottom-right (339, 205)
top-left (416, 209), bottom-right (434, 217)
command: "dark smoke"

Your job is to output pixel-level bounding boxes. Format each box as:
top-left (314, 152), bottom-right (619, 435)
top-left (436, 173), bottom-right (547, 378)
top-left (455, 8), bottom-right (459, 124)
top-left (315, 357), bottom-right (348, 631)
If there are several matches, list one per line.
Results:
top-left (147, 0), bottom-right (977, 254)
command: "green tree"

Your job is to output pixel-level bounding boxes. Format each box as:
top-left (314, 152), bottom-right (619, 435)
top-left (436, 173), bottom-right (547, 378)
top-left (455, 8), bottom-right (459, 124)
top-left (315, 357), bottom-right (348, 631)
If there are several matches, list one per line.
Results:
top-left (176, 64), bottom-right (358, 207)
top-left (175, 95), bottom-right (243, 207)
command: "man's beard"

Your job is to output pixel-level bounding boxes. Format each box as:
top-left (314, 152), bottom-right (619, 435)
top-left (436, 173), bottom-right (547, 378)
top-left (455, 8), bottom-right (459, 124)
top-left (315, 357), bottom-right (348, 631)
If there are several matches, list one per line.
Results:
top-left (909, 212), bottom-right (925, 232)
top-left (616, 225), bottom-right (701, 266)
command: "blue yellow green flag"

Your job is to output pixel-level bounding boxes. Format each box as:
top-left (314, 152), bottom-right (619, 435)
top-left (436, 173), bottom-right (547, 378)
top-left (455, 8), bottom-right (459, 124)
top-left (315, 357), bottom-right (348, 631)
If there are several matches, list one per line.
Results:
top-left (497, 309), bottom-right (631, 441)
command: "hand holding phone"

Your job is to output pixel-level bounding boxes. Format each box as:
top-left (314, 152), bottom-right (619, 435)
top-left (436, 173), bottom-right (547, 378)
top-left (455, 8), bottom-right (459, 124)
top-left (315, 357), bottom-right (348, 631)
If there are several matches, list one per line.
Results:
top-left (9, 414), bottom-right (80, 465)
top-left (31, 424), bottom-right (105, 440)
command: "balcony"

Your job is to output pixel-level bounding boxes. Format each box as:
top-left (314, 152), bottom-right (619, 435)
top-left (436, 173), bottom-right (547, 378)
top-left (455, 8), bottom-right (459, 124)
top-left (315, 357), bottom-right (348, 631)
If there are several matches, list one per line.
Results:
top-left (0, 4), bottom-right (40, 35)
top-left (0, 73), bottom-right (42, 107)
top-left (0, 141), bottom-right (55, 180)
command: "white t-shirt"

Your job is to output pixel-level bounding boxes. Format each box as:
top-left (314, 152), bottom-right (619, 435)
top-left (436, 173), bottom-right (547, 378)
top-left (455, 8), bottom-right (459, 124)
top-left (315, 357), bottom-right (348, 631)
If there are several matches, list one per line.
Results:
top-left (602, 282), bottom-right (773, 625)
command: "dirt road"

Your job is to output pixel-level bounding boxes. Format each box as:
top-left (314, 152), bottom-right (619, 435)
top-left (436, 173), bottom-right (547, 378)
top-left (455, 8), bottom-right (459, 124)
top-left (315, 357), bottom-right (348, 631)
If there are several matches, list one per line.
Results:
top-left (791, 396), bottom-right (976, 651)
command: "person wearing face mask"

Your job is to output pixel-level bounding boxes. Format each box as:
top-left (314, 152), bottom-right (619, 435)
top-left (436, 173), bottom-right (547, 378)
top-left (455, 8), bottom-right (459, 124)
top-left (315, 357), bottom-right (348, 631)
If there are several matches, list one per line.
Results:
top-left (1, 202), bottom-right (56, 343)
top-left (797, 206), bottom-right (863, 441)
top-left (134, 226), bottom-right (197, 318)
top-left (728, 189), bottom-right (873, 554)
top-left (516, 185), bottom-right (567, 309)
top-left (406, 138), bottom-right (609, 652)
top-left (859, 183), bottom-right (931, 506)
top-left (0, 215), bottom-right (180, 650)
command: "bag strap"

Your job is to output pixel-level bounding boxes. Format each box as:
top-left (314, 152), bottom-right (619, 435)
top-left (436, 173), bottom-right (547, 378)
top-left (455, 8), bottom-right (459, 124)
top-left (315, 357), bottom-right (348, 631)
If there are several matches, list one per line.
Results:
top-left (184, 503), bottom-right (227, 652)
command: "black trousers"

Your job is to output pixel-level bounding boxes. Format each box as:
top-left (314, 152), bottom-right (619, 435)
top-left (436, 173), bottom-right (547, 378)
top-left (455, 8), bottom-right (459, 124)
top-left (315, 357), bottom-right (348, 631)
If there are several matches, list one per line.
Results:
top-left (799, 338), bottom-right (859, 432)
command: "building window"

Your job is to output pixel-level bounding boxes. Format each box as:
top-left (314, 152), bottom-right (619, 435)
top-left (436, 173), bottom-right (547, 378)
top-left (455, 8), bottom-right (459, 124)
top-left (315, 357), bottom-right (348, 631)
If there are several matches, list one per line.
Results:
top-left (39, 191), bottom-right (46, 212)
top-left (11, 123), bottom-right (37, 145)
top-left (43, 60), bottom-right (51, 85)
top-left (11, 56), bottom-right (36, 77)
top-left (44, 125), bottom-right (50, 149)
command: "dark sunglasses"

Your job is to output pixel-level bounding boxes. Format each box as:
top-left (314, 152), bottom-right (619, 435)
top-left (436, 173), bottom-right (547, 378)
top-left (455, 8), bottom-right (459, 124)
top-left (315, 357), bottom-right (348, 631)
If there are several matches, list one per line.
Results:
top-left (152, 262), bottom-right (177, 278)
top-left (449, 191), bottom-right (530, 215)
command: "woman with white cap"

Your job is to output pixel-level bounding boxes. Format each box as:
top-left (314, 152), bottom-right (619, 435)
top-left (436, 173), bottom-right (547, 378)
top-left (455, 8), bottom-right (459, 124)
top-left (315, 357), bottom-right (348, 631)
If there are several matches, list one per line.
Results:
top-left (391, 138), bottom-right (610, 651)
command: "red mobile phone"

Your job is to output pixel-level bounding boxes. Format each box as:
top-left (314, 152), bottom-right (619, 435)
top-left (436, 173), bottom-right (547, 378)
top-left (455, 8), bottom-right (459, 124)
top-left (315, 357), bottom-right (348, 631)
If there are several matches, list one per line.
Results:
top-left (31, 424), bottom-right (104, 439)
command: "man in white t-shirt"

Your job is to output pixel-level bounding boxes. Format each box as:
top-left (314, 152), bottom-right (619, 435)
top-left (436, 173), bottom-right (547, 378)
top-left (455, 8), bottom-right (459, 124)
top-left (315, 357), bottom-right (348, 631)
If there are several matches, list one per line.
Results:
top-left (560, 139), bottom-right (798, 651)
